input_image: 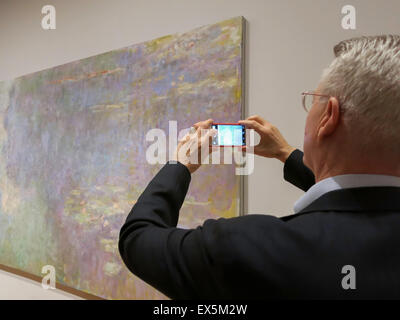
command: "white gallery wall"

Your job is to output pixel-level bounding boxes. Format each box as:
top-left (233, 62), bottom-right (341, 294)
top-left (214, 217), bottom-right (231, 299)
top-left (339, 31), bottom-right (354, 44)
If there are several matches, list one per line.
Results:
top-left (0, 0), bottom-right (400, 299)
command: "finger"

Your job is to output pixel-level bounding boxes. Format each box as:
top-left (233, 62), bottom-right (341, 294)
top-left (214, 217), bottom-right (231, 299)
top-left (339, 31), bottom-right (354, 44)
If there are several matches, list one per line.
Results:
top-left (240, 145), bottom-right (260, 154)
top-left (245, 115), bottom-right (268, 126)
top-left (237, 119), bottom-right (262, 133)
top-left (197, 128), bottom-right (216, 145)
top-left (207, 131), bottom-right (217, 156)
top-left (239, 115), bottom-right (261, 122)
top-left (198, 129), bottom-right (216, 161)
top-left (241, 145), bottom-right (253, 153)
top-left (189, 126), bottom-right (197, 135)
top-left (199, 118), bottom-right (214, 129)
top-left (178, 132), bottom-right (191, 145)
top-left (187, 128), bottom-right (207, 164)
top-left (239, 115), bottom-right (270, 126)
top-left (204, 118), bottom-right (214, 128)
top-left (183, 127), bottom-right (216, 154)
top-left (191, 124), bottom-right (210, 147)
top-left (192, 128), bottom-right (212, 151)
top-left (193, 118), bottom-right (214, 130)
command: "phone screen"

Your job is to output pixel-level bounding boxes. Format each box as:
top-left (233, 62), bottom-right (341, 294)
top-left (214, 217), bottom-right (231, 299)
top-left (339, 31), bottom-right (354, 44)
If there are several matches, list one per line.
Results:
top-left (211, 124), bottom-right (245, 146)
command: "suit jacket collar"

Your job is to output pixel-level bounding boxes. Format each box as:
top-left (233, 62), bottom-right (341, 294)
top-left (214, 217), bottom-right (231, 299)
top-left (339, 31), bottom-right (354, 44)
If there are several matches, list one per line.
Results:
top-left (300, 186), bottom-right (400, 213)
top-left (281, 187), bottom-right (400, 221)
top-left (293, 174), bottom-right (400, 213)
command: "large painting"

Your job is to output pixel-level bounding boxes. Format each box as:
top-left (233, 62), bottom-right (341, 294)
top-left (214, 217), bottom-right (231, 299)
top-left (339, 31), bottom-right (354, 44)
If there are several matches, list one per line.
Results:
top-left (0, 16), bottom-right (245, 299)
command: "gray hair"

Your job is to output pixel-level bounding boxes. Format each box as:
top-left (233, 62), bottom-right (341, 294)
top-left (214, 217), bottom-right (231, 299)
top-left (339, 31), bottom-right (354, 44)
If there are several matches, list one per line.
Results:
top-left (319, 35), bottom-right (400, 153)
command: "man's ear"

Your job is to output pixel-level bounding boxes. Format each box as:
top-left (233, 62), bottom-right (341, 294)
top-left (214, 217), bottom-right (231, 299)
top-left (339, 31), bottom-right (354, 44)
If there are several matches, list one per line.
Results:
top-left (317, 97), bottom-right (340, 138)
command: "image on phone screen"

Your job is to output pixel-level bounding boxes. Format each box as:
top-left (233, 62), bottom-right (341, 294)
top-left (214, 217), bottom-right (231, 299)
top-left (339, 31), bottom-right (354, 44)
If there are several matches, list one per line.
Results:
top-left (211, 124), bottom-right (245, 146)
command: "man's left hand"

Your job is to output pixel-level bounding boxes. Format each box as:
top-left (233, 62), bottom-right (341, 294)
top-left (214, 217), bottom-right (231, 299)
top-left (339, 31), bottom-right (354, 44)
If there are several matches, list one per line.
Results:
top-left (172, 119), bottom-right (217, 174)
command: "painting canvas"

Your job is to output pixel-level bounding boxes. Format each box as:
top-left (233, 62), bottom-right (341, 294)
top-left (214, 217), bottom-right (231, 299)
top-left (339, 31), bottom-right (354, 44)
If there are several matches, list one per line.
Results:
top-left (0, 16), bottom-right (245, 299)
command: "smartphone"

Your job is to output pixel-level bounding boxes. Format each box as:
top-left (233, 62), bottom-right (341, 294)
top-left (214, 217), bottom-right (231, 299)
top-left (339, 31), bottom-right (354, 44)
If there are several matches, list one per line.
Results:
top-left (211, 123), bottom-right (246, 147)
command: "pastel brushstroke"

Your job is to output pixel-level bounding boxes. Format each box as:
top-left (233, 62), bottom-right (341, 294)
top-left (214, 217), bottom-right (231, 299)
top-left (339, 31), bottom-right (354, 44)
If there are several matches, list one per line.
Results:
top-left (0, 17), bottom-right (244, 299)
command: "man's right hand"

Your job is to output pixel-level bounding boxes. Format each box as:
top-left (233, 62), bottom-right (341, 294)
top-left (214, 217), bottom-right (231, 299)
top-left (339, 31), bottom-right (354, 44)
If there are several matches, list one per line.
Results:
top-left (239, 115), bottom-right (296, 163)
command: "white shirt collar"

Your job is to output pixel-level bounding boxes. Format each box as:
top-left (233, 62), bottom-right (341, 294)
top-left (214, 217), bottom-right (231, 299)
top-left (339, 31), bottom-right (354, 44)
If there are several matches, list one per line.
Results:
top-left (293, 174), bottom-right (400, 213)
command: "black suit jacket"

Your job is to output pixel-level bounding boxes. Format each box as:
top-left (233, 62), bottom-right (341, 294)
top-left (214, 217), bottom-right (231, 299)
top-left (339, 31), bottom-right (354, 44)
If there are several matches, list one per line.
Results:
top-left (119, 149), bottom-right (400, 299)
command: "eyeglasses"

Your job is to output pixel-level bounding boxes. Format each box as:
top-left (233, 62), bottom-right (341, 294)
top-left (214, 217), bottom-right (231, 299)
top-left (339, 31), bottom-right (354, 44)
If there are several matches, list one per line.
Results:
top-left (301, 91), bottom-right (331, 113)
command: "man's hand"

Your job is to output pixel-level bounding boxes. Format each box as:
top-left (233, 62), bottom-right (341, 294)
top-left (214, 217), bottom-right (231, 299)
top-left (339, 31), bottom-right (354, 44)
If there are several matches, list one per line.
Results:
top-left (239, 115), bottom-right (295, 163)
top-left (172, 119), bottom-right (217, 174)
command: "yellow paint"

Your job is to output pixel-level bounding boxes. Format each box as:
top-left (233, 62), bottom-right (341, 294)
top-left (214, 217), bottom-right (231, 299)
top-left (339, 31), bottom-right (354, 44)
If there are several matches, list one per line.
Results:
top-left (145, 35), bottom-right (173, 54)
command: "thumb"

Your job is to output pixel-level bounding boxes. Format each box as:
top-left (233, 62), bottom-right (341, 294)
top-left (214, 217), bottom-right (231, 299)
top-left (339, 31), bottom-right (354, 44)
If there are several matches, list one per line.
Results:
top-left (241, 144), bottom-right (259, 154)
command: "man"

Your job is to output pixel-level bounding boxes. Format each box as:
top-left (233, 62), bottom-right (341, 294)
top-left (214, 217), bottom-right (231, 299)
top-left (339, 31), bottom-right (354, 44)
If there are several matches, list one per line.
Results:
top-left (119, 35), bottom-right (400, 299)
